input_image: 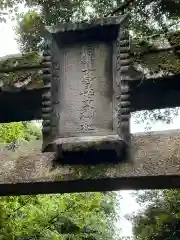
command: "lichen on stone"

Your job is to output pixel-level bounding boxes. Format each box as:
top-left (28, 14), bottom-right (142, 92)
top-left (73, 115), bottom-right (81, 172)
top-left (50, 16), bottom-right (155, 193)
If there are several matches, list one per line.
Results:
top-left (167, 30), bottom-right (180, 47)
top-left (69, 164), bottom-right (111, 180)
top-left (134, 51), bottom-right (180, 75)
top-left (70, 140), bottom-right (105, 152)
top-left (0, 52), bottom-right (40, 69)
top-left (0, 30), bottom-right (179, 90)
top-left (0, 51), bottom-right (43, 89)
top-left (131, 30), bottom-right (180, 76)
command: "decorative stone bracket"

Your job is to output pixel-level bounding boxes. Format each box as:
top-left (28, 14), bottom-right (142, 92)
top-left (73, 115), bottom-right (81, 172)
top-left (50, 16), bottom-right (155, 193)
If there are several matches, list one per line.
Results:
top-left (42, 15), bottom-right (131, 165)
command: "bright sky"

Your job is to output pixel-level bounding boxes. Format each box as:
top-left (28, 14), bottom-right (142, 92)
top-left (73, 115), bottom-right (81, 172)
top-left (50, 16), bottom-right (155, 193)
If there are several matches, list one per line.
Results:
top-left (0, 11), bottom-right (180, 238)
top-left (0, 21), bottom-right (19, 56)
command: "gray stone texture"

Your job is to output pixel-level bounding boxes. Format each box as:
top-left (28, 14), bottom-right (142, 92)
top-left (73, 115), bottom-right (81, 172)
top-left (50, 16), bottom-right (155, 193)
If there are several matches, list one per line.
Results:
top-left (58, 43), bottom-right (113, 137)
top-left (1, 130), bottom-right (180, 184)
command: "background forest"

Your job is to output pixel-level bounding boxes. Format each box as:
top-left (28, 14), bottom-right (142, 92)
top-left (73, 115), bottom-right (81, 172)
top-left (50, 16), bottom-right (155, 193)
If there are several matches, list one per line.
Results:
top-left (0, 0), bottom-right (180, 239)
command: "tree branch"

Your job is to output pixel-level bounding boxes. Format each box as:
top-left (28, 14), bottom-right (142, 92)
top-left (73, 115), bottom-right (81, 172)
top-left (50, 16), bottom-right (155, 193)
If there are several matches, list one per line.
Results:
top-left (6, 197), bottom-right (32, 219)
top-left (105, 0), bottom-right (135, 17)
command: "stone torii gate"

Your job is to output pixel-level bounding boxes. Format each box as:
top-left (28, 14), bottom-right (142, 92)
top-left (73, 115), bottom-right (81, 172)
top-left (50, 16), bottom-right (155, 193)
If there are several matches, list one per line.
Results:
top-left (0, 15), bottom-right (180, 196)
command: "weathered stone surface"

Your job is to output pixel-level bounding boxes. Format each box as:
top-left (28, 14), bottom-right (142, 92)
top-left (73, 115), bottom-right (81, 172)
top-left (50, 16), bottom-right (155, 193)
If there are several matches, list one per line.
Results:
top-left (0, 52), bottom-right (42, 91)
top-left (0, 31), bottom-right (179, 124)
top-left (0, 31), bottom-right (179, 91)
top-left (46, 15), bottom-right (128, 33)
top-left (131, 31), bottom-right (180, 78)
top-left (58, 43), bottom-right (113, 136)
top-left (1, 130), bottom-right (180, 185)
top-left (42, 16), bottom-right (131, 158)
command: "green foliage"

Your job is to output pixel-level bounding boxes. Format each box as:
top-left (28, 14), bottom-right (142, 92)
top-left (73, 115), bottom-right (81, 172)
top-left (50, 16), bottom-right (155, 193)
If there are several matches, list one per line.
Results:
top-left (0, 120), bottom-right (116, 239)
top-left (13, 0), bottom-right (180, 49)
top-left (22, 121), bottom-right (42, 141)
top-left (132, 190), bottom-right (180, 240)
top-left (22, 0), bottom-right (180, 35)
top-left (0, 122), bottom-right (26, 143)
top-left (0, 0), bottom-right (20, 22)
top-left (25, 0), bottom-right (116, 24)
top-left (0, 192), bottom-right (117, 239)
top-left (0, 121), bottom-right (42, 143)
top-left (16, 11), bottom-right (44, 52)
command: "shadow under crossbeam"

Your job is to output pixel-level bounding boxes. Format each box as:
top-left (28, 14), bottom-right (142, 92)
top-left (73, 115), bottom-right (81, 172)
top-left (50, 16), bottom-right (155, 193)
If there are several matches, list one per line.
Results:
top-left (0, 74), bottom-right (180, 123)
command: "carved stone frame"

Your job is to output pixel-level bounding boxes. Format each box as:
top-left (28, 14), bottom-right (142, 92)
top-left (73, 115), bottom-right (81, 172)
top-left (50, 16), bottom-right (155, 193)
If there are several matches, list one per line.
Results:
top-left (113, 25), bottom-right (131, 145)
top-left (42, 15), bottom-right (131, 164)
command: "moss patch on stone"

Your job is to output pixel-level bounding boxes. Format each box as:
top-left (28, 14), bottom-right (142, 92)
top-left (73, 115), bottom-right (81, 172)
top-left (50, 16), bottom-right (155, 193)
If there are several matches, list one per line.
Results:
top-left (54, 163), bottom-right (114, 181)
top-left (132, 30), bottom-right (180, 75)
top-left (0, 52), bottom-right (42, 88)
top-left (134, 51), bottom-right (180, 75)
top-left (0, 30), bottom-right (179, 89)
top-left (131, 39), bottom-right (158, 55)
top-left (69, 164), bottom-right (110, 179)
top-left (0, 52), bottom-right (40, 69)
top-left (167, 30), bottom-right (180, 47)
top-left (70, 141), bottom-right (106, 152)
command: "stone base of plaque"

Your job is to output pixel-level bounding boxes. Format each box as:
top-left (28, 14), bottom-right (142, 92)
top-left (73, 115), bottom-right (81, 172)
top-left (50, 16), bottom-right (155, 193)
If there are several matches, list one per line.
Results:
top-left (43, 135), bottom-right (128, 165)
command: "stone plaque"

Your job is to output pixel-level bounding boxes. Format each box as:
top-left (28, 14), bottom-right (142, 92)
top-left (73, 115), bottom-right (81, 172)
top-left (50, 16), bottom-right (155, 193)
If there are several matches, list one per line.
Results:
top-left (59, 43), bottom-right (113, 136)
top-left (42, 15), bottom-right (131, 164)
